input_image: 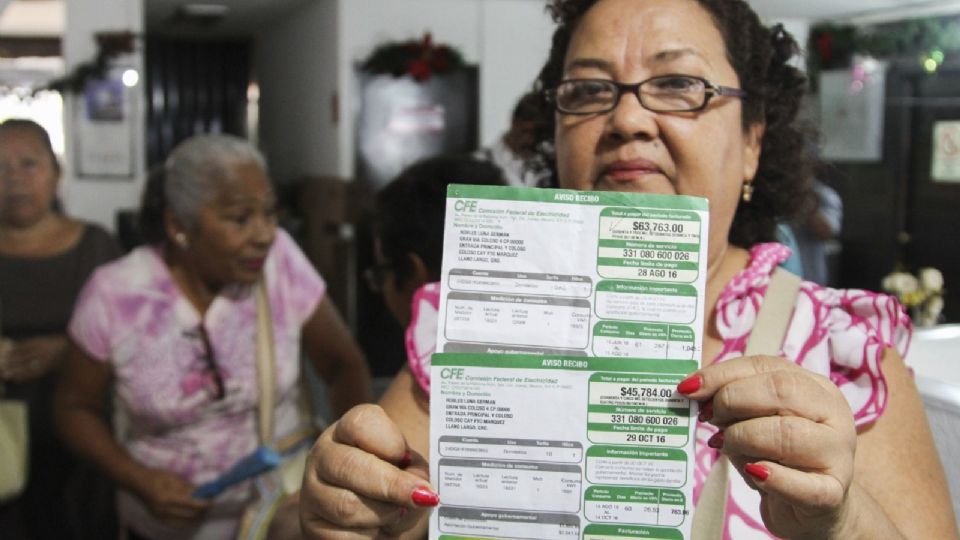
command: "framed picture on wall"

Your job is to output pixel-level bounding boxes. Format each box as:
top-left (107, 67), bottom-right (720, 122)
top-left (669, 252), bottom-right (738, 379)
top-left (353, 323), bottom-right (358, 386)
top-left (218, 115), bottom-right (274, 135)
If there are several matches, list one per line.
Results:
top-left (74, 56), bottom-right (138, 179)
top-left (931, 120), bottom-right (960, 183)
top-left (818, 63), bottom-right (886, 162)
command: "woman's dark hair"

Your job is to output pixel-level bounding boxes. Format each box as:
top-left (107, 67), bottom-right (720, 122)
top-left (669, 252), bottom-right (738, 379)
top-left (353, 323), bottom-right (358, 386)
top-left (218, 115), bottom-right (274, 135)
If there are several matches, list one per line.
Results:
top-left (138, 165), bottom-right (167, 244)
top-left (503, 91), bottom-right (542, 159)
top-left (375, 154), bottom-right (508, 284)
top-left (0, 118), bottom-right (61, 176)
top-left (522, 0), bottom-right (813, 248)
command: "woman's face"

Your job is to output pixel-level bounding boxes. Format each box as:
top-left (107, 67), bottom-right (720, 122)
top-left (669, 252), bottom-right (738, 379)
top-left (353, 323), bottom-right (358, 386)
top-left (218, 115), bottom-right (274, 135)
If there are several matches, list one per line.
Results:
top-left (0, 128), bottom-right (59, 228)
top-left (554, 0), bottom-right (763, 267)
top-left (184, 161), bottom-right (277, 287)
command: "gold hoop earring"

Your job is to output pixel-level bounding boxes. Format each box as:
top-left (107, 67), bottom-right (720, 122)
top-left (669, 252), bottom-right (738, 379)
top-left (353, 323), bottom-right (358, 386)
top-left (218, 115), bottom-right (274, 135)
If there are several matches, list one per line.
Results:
top-left (741, 182), bottom-right (754, 203)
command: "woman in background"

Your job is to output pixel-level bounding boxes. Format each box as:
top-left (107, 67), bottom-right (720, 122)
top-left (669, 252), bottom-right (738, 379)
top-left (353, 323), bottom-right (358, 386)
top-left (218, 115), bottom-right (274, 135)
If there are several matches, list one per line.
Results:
top-left (0, 118), bottom-right (120, 539)
top-left (367, 154), bottom-right (507, 398)
top-left (54, 134), bottom-right (371, 539)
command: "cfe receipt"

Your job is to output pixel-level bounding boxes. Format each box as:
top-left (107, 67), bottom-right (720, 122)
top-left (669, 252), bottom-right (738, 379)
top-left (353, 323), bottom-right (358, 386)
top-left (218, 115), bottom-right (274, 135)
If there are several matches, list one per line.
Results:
top-left (430, 185), bottom-right (709, 540)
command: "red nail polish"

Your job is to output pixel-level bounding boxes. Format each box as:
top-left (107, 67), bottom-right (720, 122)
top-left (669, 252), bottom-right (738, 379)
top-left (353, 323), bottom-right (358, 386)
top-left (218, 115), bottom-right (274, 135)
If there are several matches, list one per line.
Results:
top-left (745, 463), bottom-right (769, 481)
top-left (411, 486), bottom-right (440, 507)
top-left (707, 431), bottom-right (724, 449)
top-left (399, 451), bottom-right (412, 469)
top-left (677, 374), bottom-right (702, 394)
top-left (698, 400), bottom-right (713, 422)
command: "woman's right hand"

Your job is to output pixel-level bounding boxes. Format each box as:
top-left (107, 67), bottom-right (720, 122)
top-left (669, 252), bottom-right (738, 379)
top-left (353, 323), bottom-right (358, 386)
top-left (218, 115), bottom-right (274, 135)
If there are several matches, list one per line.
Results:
top-left (301, 404), bottom-right (439, 539)
top-left (132, 466), bottom-right (211, 527)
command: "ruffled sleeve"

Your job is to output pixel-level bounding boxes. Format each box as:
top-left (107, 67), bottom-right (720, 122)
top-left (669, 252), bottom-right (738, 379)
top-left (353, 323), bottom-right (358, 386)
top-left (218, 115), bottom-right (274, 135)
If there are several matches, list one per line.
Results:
top-left (714, 242), bottom-right (912, 427)
top-left (794, 286), bottom-right (912, 425)
top-left (406, 281), bottom-right (440, 394)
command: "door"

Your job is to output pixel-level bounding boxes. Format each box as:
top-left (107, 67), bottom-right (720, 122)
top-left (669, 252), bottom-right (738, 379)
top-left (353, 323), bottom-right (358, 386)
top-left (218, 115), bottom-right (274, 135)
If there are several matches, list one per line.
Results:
top-left (905, 70), bottom-right (960, 322)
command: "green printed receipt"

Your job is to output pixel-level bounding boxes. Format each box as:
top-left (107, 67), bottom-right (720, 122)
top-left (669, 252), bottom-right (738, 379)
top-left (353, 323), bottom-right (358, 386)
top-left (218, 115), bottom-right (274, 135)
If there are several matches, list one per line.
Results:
top-left (430, 186), bottom-right (709, 540)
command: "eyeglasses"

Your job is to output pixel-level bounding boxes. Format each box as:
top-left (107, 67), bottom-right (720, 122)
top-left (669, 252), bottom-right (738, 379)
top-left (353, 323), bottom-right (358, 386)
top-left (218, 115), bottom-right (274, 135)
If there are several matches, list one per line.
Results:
top-left (363, 263), bottom-right (393, 293)
top-left (193, 324), bottom-right (225, 400)
top-left (545, 74), bottom-right (747, 115)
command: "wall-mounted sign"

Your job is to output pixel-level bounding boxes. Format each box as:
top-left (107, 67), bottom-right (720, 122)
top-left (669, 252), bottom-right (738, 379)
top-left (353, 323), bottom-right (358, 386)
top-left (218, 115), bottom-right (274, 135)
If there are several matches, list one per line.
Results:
top-left (74, 55), bottom-right (138, 179)
top-left (931, 120), bottom-right (960, 183)
top-left (819, 64), bottom-right (886, 162)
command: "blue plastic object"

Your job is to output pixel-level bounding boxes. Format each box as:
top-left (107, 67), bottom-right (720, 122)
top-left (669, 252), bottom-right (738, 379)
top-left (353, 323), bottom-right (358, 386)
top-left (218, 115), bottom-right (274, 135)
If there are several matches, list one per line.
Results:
top-left (193, 446), bottom-right (281, 498)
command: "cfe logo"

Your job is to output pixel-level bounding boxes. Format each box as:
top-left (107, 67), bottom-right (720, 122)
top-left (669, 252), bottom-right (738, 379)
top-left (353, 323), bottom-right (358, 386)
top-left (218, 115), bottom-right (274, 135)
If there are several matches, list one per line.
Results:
top-left (454, 200), bottom-right (478, 212)
top-left (440, 368), bottom-right (465, 379)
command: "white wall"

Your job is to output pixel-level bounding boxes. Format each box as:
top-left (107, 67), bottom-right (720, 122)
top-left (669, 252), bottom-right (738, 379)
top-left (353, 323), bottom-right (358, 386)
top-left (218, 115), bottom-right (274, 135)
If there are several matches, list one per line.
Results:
top-left (478, 0), bottom-right (554, 147)
top-left (256, 0), bottom-right (340, 184)
top-left (62, 0), bottom-right (144, 232)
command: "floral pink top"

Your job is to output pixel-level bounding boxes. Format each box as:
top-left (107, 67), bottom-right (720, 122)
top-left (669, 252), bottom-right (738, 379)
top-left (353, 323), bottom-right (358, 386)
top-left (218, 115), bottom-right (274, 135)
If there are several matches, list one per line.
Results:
top-left (407, 243), bottom-right (911, 539)
top-left (68, 230), bottom-right (325, 539)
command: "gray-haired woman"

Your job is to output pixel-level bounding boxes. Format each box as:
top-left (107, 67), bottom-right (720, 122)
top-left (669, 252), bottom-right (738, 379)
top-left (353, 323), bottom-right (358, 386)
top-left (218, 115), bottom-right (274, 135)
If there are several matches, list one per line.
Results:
top-left (54, 134), bottom-right (373, 539)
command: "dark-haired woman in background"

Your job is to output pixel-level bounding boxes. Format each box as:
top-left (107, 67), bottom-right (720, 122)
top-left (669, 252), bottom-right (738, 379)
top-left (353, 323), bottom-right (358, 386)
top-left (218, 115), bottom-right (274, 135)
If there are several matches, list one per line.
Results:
top-left (368, 154), bottom-right (507, 398)
top-left (54, 134), bottom-right (371, 538)
top-left (300, 0), bottom-right (957, 538)
top-left (0, 118), bottom-right (120, 539)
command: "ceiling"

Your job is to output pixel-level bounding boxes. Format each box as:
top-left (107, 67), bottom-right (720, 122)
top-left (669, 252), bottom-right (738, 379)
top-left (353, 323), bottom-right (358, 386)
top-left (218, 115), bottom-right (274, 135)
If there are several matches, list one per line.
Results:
top-left (0, 0), bottom-right (62, 37)
top-left (750, 0), bottom-right (960, 22)
top-left (143, 0), bottom-right (310, 36)
top-left (3, 0), bottom-right (960, 37)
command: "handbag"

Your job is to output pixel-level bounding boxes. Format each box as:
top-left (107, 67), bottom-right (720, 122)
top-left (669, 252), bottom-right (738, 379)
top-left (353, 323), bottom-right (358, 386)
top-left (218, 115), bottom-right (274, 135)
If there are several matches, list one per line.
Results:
top-left (235, 281), bottom-right (317, 540)
top-left (0, 382), bottom-right (28, 502)
top-left (690, 267), bottom-right (801, 539)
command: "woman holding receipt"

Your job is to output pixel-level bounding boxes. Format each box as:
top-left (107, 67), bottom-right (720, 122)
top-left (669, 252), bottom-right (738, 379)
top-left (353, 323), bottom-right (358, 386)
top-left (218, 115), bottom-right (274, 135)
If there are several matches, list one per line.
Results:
top-left (300, 0), bottom-right (958, 538)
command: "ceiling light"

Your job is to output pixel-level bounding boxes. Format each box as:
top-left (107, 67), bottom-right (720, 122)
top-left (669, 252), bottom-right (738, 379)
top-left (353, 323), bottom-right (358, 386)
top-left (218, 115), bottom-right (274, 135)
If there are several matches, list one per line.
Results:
top-left (179, 4), bottom-right (230, 18)
top-left (169, 3), bottom-right (230, 27)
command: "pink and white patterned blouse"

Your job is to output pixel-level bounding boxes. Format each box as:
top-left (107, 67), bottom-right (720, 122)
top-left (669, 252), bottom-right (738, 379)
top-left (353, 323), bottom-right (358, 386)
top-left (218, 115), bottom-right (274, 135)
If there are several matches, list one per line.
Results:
top-left (68, 229), bottom-right (325, 539)
top-left (406, 243), bottom-right (911, 539)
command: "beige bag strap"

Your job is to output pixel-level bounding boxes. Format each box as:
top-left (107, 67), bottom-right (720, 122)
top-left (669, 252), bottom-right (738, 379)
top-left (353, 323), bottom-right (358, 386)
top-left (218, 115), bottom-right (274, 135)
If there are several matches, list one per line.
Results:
top-left (691, 453), bottom-right (729, 540)
top-left (744, 268), bottom-right (802, 357)
top-left (690, 267), bottom-right (801, 539)
top-left (255, 280), bottom-right (277, 447)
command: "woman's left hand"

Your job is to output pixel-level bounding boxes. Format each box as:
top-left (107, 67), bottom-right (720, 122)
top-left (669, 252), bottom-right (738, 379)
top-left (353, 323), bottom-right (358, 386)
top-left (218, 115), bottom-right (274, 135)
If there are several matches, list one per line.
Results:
top-left (0, 335), bottom-right (67, 382)
top-left (679, 355), bottom-right (858, 539)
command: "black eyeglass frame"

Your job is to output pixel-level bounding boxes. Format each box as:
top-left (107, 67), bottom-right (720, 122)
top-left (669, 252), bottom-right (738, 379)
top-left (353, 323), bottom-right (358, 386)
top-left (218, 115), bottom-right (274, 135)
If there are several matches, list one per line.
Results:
top-left (545, 74), bottom-right (748, 115)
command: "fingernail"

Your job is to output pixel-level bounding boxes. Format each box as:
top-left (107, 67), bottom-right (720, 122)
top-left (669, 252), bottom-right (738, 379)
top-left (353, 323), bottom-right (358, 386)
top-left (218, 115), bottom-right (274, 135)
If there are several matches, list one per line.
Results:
top-left (745, 463), bottom-right (769, 481)
top-left (677, 374), bottom-right (702, 394)
top-left (707, 431), bottom-right (724, 449)
top-left (411, 486), bottom-right (440, 507)
top-left (399, 451), bottom-right (412, 469)
top-left (698, 400), bottom-right (713, 422)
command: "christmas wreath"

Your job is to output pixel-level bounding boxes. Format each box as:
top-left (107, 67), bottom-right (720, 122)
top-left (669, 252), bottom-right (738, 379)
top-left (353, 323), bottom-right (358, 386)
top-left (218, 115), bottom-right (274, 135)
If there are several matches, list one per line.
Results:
top-left (360, 33), bottom-right (465, 82)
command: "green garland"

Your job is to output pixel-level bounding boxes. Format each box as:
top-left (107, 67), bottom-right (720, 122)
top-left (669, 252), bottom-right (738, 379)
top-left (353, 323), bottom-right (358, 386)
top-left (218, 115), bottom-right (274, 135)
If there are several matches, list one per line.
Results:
top-left (808, 16), bottom-right (960, 83)
top-left (42, 32), bottom-right (137, 94)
